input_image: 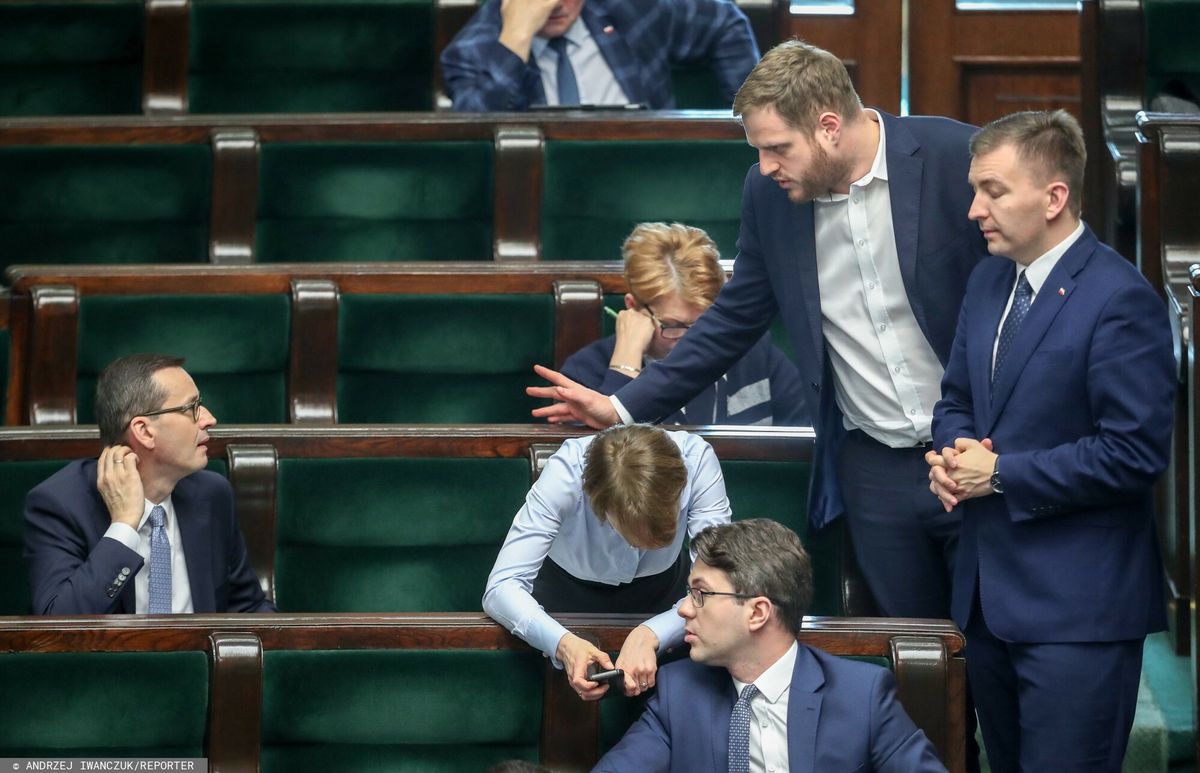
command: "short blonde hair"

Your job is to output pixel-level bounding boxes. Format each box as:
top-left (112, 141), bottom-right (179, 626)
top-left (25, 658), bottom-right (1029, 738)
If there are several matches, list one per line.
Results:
top-left (622, 222), bottom-right (724, 309)
top-left (733, 39), bottom-right (862, 133)
top-left (582, 425), bottom-right (687, 549)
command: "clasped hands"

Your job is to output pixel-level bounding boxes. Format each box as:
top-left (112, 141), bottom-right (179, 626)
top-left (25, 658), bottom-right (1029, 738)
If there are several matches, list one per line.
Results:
top-left (925, 437), bottom-right (997, 513)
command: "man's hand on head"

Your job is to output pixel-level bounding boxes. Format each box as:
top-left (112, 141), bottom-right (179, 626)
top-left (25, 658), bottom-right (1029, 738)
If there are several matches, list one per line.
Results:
top-left (498, 0), bottom-right (561, 60)
top-left (97, 445), bottom-right (144, 529)
top-left (527, 364), bottom-right (621, 429)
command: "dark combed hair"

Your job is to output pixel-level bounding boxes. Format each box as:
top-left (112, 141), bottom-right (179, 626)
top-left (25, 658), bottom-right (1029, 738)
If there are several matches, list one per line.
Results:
top-left (969, 109), bottom-right (1087, 218)
top-left (691, 519), bottom-right (813, 636)
top-left (95, 353), bottom-right (185, 446)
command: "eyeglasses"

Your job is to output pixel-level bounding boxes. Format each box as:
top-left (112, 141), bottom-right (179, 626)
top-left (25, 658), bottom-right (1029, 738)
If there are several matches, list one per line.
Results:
top-left (684, 586), bottom-right (758, 608)
top-left (634, 296), bottom-right (693, 340)
top-left (138, 395), bottom-right (204, 423)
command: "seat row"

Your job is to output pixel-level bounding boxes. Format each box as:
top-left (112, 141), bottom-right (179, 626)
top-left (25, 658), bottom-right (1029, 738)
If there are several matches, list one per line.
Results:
top-left (0, 613), bottom-right (967, 772)
top-left (0, 0), bottom-right (787, 118)
top-left (0, 113), bottom-right (753, 270)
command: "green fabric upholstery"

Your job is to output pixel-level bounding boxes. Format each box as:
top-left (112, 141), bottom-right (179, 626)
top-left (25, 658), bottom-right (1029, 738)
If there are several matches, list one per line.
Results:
top-left (0, 651), bottom-right (208, 755)
top-left (75, 295), bottom-right (290, 424)
top-left (1144, 0), bottom-right (1200, 104)
top-left (541, 140), bottom-right (755, 261)
top-left (274, 457), bottom-right (526, 611)
top-left (670, 65), bottom-right (731, 110)
top-left (188, 0), bottom-right (435, 113)
top-left (261, 650), bottom-right (542, 772)
top-left (0, 145), bottom-right (210, 273)
top-left (338, 294), bottom-right (552, 422)
top-left (0, 328), bottom-right (8, 425)
top-left (0, 460), bottom-right (74, 615)
top-left (256, 142), bottom-right (493, 262)
top-left (0, 1), bottom-right (143, 116)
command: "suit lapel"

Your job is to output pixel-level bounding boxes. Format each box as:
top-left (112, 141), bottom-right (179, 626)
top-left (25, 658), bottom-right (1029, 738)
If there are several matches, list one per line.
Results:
top-left (790, 202), bottom-right (826, 377)
top-left (710, 677), bottom-right (735, 771)
top-left (174, 477), bottom-right (215, 613)
top-left (884, 116), bottom-right (924, 324)
top-left (984, 232), bottom-right (1092, 433)
top-left (582, 6), bottom-right (642, 104)
top-left (787, 644), bottom-right (824, 773)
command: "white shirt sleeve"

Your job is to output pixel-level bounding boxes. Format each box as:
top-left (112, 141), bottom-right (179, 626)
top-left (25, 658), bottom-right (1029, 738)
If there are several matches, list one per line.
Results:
top-left (103, 522), bottom-right (139, 551)
top-left (610, 395), bottom-right (635, 425)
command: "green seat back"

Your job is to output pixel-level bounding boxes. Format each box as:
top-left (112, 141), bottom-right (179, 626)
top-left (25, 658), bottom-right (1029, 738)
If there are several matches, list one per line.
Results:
top-left (0, 145), bottom-right (210, 273)
top-left (274, 457), bottom-right (527, 612)
top-left (256, 142), bottom-right (493, 262)
top-left (670, 65), bottom-right (731, 110)
top-left (338, 294), bottom-right (552, 422)
top-left (0, 327), bottom-right (8, 424)
top-left (75, 295), bottom-right (291, 424)
top-left (0, 652), bottom-right (208, 755)
top-left (0, 460), bottom-right (76, 615)
top-left (262, 650), bottom-right (542, 772)
top-left (541, 140), bottom-right (754, 261)
top-left (1144, 0), bottom-right (1200, 105)
top-left (189, 0), bottom-right (435, 113)
top-left (0, 1), bottom-right (143, 117)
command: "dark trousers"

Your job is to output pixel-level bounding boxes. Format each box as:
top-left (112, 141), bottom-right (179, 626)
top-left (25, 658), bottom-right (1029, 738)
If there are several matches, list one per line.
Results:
top-left (532, 550), bottom-right (690, 615)
top-left (965, 594), bottom-right (1144, 773)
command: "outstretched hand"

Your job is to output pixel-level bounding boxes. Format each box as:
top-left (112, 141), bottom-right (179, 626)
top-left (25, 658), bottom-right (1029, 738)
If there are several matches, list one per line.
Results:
top-left (527, 364), bottom-right (621, 429)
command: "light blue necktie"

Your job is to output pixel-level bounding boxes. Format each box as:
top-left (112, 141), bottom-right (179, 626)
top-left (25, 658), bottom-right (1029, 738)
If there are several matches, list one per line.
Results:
top-left (547, 37), bottom-right (579, 106)
top-left (147, 505), bottom-right (172, 614)
top-left (728, 683), bottom-right (758, 773)
top-left (993, 271), bottom-right (1033, 390)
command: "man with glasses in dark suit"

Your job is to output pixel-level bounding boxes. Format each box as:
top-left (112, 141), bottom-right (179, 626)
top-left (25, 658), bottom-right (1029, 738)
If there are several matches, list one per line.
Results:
top-left (24, 353), bottom-right (274, 615)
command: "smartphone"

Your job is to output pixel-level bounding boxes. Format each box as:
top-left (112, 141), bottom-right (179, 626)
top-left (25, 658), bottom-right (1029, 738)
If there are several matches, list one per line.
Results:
top-left (586, 663), bottom-right (624, 688)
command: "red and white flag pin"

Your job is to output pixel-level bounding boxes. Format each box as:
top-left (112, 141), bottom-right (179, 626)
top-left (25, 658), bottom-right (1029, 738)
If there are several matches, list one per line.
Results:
top-left (1057, 287), bottom-right (1066, 296)
top-left (603, 25), bottom-right (615, 33)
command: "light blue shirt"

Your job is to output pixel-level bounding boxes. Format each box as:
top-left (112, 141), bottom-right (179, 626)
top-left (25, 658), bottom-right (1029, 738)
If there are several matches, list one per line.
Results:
top-left (530, 18), bottom-right (629, 106)
top-left (483, 430), bottom-right (732, 663)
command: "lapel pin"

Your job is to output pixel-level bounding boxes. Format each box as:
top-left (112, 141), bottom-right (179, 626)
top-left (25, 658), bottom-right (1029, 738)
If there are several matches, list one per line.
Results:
top-left (1057, 287), bottom-right (1065, 296)
top-left (603, 24), bottom-right (614, 33)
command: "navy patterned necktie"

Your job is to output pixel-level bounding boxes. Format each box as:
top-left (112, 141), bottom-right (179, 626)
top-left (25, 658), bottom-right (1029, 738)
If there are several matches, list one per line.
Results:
top-left (147, 505), bottom-right (172, 614)
top-left (993, 271), bottom-right (1033, 388)
top-left (547, 37), bottom-right (579, 106)
top-left (728, 683), bottom-right (759, 773)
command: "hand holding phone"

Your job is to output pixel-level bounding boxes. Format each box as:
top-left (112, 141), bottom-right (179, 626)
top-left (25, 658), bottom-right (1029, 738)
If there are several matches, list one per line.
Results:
top-left (586, 662), bottom-right (625, 690)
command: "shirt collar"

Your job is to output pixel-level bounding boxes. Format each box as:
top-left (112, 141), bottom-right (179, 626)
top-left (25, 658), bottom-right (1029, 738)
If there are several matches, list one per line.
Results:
top-left (1021, 220), bottom-right (1084, 295)
top-left (816, 109), bottom-right (888, 204)
top-left (137, 495), bottom-right (175, 532)
top-left (531, 17), bottom-right (588, 59)
top-left (732, 640), bottom-right (798, 704)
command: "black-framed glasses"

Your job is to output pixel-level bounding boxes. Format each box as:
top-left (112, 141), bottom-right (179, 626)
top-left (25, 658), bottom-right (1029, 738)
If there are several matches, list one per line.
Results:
top-left (684, 586), bottom-right (757, 608)
top-left (634, 296), bottom-right (693, 340)
top-left (137, 395), bottom-right (204, 424)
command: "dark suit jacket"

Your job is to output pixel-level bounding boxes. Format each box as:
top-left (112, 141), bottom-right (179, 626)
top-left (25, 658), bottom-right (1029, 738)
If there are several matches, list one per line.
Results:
top-left (618, 112), bottom-right (988, 529)
top-left (933, 225), bottom-right (1174, 641)
top-left (24, 459), bottom-right (274, 615)
top-left (594, 643), bottom-right (947, 772)
top-left (440, 0), bottom-right (759, 111)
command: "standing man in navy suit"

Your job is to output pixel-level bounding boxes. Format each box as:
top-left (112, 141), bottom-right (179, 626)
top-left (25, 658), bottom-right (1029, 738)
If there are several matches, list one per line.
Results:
top-left (24, 353), bottom-right (274, 615)
top-left (928, 110), bottom-right (1174, 772)
top-left (531, 40), bottom-right (989, 623)
top-left (440, 0), bottom-right (759, 111)
top-left (595, 519), bottom-right (947, 773)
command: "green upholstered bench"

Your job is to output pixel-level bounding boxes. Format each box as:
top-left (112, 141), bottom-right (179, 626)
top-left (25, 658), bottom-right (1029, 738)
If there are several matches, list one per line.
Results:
top-left (0, 459), bottom-right (73, 616)
top-left (0, 144), bottom-right (211, 275)
top-left (0, 1), bottom-right (144, 117)
top-left (256, 141), bottom-right (494, 262)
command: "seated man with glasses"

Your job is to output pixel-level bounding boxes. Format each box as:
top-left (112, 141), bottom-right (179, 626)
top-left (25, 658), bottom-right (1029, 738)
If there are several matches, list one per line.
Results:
top-left (596, 519), bottom-right (946, 773)
top-left (24, 353), bottom-right (275, 615)
top-left (559, 222), bottom-right (806, 426)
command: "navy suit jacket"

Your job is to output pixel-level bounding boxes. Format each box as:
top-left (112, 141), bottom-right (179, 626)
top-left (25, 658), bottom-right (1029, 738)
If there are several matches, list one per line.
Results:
top-left (440, 0), bottom-right (759, 111)
top-left (594, 643), bottom-right (947, 773)
top-left (933, 225), bottom-right (1174, 641)
top-left (24, 459), bottom-right (274, 615)
top-left (618, 113), bottom-right (988, 529)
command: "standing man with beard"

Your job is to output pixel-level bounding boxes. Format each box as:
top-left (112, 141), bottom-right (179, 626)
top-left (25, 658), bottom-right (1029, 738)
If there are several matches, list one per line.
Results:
top-left (531, 39), bottom-right (988, 626)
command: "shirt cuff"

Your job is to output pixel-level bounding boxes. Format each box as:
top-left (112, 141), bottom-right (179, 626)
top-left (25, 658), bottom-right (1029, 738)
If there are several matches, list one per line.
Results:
top-left (610, 395), bottom-right (635, 425)
top-left (642, 603), bottom-right (686, 653)
top-left (104, 522), bottom-right (139, 552)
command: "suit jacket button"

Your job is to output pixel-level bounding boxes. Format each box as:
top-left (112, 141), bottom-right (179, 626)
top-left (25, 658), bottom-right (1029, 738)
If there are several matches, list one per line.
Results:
top-left (120, 567), bottom-right (131, 576)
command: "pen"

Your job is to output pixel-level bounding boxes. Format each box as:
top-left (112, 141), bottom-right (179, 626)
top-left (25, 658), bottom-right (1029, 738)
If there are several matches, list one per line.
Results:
top-left (604, 307), bottom-right (620, 319)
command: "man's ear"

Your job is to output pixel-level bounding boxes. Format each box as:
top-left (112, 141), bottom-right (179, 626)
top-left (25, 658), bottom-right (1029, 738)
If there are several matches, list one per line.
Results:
top-left (127, 417), bottom-right (155, 451)
top-left (815, 111), bottom-right (842, 144)
top-left (745, 596), bottom-right (774, 633)
top-left (1045, 180), bottom-right (1070, 220)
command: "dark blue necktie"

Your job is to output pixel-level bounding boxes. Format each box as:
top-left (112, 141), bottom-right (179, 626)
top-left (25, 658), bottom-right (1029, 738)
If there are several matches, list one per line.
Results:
top-left (993, 271), bottom-right (1033, 388)
top-left (728, 683), bottom-right (758, 773)
top-left (547, 37), bottom-right (579, 106)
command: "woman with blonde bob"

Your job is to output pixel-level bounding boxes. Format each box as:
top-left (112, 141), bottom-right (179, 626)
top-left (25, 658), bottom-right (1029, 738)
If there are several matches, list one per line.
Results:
top-left (560, 222), bottom-right (806, 425)
top-left (483, 424), bottom-right (731, 702)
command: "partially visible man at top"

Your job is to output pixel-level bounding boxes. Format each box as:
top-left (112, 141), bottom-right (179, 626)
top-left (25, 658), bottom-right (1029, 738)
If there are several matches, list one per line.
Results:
top-left (440, 0), bottom-right (760, 111)
top-left (560, 221), bottom-right (806, 426)
top-left (530, 39), bottom-right (989, 623)
top-left (24, 353), bottom-right (275, 615)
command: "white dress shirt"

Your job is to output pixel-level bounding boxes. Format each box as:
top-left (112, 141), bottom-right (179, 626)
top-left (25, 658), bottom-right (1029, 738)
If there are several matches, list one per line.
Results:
top-left (815, 110), bottom-right (944, 447)
top-left (483, 431), bottom-right (732, 663)
top-left (732, 640), bottom-right (798, 773)
top-left (531, 18), bottom-right (629, 106)
top-left (991, 221), bottom-right (1085, 368)
top-left (104, 496), bottom-right (194, 614)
